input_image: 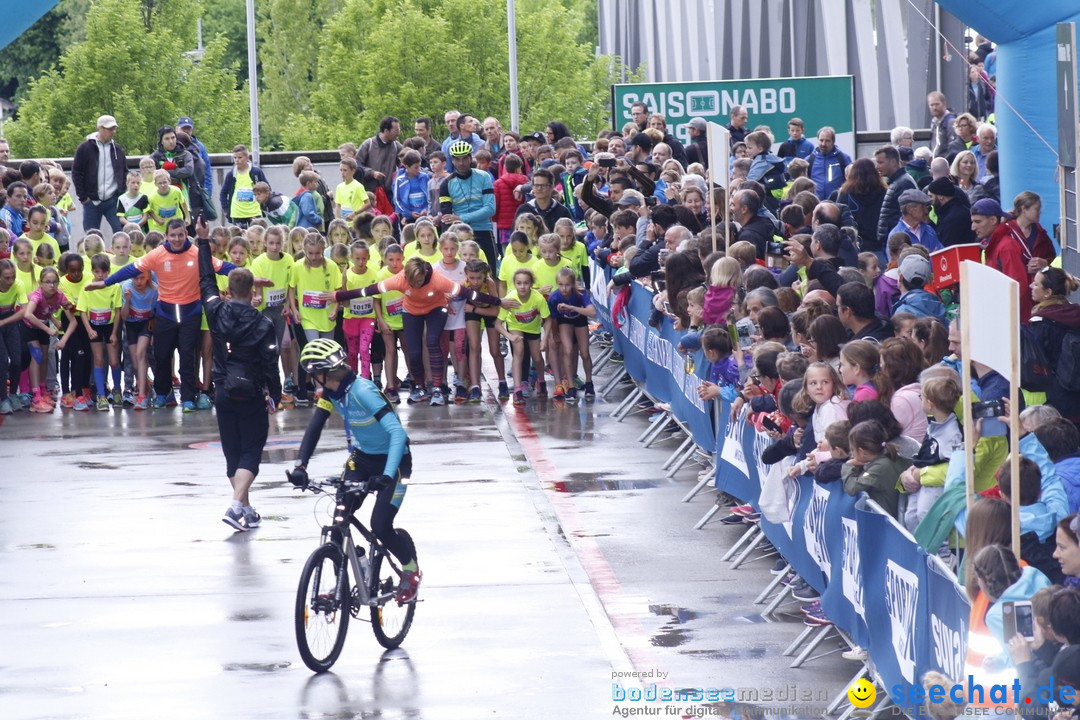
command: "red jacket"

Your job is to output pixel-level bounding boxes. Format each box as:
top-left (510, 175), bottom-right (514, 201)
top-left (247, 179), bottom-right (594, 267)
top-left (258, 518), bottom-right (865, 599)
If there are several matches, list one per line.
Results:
top-left (1001, 218), bottom-right (1056, 267)
top-left (493, 172), bottom-right (528, 231)
top-left (983, 222), bottom-right (1034, 322)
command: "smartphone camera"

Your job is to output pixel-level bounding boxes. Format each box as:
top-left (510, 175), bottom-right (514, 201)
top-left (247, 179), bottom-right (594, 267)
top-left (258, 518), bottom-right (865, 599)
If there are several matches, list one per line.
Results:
top-left (972, 400), bottom-right (1004, 419)
top-left (598, 157), bottom-right (616, 168)
top-left (766, 240), bottom-right (785, 256)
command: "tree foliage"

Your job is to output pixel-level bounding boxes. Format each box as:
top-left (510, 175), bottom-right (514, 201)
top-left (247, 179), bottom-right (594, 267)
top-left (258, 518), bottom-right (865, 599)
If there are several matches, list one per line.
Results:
top-left (4, 0), bottom-right (635, 156)
top-left (0, 0), bottom-right (89, 103)
top-left (256, 0), bottom-right (342, 146)
top-left (278, 0), bottom-right (637, 148)
top-left (6, 0), bottom-right (250, 156)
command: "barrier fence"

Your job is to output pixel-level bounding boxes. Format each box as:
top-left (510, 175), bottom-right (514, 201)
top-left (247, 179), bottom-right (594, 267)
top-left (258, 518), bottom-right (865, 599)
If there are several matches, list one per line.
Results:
top-left (589, 259), bottom-right (971, 717)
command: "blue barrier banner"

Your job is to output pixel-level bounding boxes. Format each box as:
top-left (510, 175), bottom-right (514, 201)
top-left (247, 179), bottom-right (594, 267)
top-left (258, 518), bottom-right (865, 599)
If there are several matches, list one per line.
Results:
top-left (921, 557), bottom-right (969, 687)
top-left (857, 498), bottom-right (927, 717)
top-left (715, 407), bottom-right (759, 505)
top-left (658, 319), bottom-right (713, 448)
top-left (819, 485), bottom-right (872, 650)
top-left (587, 259), bottom-right (972, 710)
top-left (617, 284), bottom-right (649, 382)
top-left (589, 259), bottom-right (614, 333)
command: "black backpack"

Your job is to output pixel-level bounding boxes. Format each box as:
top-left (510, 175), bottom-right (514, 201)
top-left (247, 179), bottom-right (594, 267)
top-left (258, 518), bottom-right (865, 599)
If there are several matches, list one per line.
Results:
top-left (221, 342), bottom-right (262, 401)
top-left (1058, 328), bottom-right (1080, 393)
top-left (1019, 323), bottom-right (1054, 393)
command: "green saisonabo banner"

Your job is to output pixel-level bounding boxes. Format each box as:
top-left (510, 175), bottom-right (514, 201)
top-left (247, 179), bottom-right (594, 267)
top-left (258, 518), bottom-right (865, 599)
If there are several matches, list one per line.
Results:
top-left (612, 76), bottom-right (856, 152)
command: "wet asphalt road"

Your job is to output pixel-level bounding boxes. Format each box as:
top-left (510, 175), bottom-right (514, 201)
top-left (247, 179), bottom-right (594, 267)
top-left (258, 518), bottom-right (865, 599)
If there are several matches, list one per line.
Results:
top-left (0, 360), bottom-right (855, 719)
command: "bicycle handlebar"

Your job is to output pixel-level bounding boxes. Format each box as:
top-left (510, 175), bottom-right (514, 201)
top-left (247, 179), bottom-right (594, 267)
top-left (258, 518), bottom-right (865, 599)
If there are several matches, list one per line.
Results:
top-left (287, 469), bottom-right (388, 496)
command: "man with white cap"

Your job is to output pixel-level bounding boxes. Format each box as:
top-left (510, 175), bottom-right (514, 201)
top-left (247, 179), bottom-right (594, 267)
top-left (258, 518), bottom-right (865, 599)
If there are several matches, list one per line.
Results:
top-left (71, 114), bottom-right (127, 234)
top-left (684, 117), bottom-right (709, 169)
top-left (177, 116), bottom-right (212, 199)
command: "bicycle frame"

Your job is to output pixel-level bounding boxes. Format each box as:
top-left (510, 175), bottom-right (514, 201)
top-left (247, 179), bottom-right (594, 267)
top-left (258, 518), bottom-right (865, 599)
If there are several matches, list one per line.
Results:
top-left (313, 485), bottom-right (405, 609)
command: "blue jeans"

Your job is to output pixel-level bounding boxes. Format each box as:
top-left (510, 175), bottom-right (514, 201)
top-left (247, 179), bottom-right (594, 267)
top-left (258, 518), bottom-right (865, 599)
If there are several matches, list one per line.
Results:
top-left (82, 195), bottom-right (123, 234)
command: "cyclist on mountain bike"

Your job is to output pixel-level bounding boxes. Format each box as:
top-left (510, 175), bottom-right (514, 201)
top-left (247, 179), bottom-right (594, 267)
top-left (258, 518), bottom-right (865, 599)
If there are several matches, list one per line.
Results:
top-left (287, 338), bottom-right (421, 603)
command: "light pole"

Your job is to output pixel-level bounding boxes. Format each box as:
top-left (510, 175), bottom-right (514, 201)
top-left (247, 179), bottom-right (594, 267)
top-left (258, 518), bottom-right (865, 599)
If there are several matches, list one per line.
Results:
top-left (246, 0), bottom-right (261, 164)
top-left (507, 0), bottom-right (519, 132)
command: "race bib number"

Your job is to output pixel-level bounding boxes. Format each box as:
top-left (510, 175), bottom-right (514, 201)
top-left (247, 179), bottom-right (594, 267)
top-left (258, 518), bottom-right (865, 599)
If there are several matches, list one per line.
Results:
top-left (340, 206), bottom-right (353, 218)
top-left (159, 207), bottom-right (176, 218)
top-left (315, 396), bottom-right (335, 413)
top-left (514, 308), bottom-right (539, 325)
top-left (349, 297), bottom-right (374, 316)
top-left (301, 291), bottom-right (327, 309)
top-left (128, 308), bottom-right (152, 321)
top-left (237, 188), bottom-right (255, 203)
top-left (385, 297), bottom-right (404, 316)
top-left (265, 288), bottom-right (286, 308)
top-left (89, 308), bottom-right (113, 325)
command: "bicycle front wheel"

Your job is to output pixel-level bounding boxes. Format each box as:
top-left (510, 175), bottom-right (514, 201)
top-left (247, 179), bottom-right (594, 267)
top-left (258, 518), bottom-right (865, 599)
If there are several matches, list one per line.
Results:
top-left (369, 529), bottom-right (416, 649)
top-left (295, 543), bottom-right (351, 672)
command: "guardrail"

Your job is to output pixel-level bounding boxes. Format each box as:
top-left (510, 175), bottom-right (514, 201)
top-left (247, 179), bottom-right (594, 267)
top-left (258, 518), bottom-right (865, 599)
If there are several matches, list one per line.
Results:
top-left (588, 258), bottom-right (970, 719)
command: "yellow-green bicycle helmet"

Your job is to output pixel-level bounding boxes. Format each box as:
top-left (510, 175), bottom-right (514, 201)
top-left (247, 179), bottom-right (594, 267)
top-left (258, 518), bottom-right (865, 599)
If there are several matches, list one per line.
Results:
top-left (299, 338), bottom-right (347, 375)
top-left (448, 140), bottom-right (474, 157)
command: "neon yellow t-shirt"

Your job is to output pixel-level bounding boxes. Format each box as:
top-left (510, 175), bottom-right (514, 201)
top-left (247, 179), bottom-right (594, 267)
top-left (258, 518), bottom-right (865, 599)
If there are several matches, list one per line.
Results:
top-left (499, 289), bottom-right (550, 334)
top-left (334, 179), bottom-right (369, 218)
top-left (498, 252), bottom-right (535, 287)
top-left (57, 193), bottom-right (75, 213)
top-left (147, 186), bottom-right (185, 233)
top-left (375, 266), bottom-right (404, 331)
top-left (342, 265), bottom-right (381, 319)
top-left (77, 284), bottom-right (122, 326)
top-left (290, 261), bottom-right (341, 332)
top-left (529, 256), bottom-right (573, 297)
top-left (22, 234), bottom-right (61, 264)
top-left (59, 273), bottom-right (88, 313)
top-left (15, 264), bottom-right (38, 293)
top-left (138, 178), bottom-right (157, 198)
top-left (251, 252), bottom-right (294, 311)
top-left (562, 240), bottom-right (588, 278)
top-left (0, 279), bottom-right (28, 314)
top-left (230, 169), bottom-right (262, 220)
top-left (402, 243), bottom-right (440, 265)
top-left (111, 254), bottom-right (135, 270)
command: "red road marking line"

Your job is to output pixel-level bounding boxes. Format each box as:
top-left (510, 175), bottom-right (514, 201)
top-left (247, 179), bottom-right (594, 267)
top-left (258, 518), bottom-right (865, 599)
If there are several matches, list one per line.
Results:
top-left (503, 404), bottom-right (669, 679)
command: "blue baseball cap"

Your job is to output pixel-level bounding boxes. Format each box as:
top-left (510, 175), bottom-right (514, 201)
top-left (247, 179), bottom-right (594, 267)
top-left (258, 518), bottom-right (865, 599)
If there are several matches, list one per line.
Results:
top-left (176, 116), bottom-right (194, 129)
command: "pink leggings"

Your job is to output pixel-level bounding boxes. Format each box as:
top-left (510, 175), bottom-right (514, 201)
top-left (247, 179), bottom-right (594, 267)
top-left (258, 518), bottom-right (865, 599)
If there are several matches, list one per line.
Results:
top-left (439, 329), bottom-right (468, 386)
top-left (343, 317), bottom-right (376, 379)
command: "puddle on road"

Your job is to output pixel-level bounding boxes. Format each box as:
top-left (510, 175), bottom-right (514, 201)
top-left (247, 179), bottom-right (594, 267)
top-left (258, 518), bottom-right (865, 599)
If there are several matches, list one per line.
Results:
top-left (15, 543), bottom-right (56, 550)
top-left (75, 461), bottom-right (118, 471)
top-left (648, 604), bottom-right (704, 648)
top-left (550, 472), bottom-right (660, 493)
top-left (409, 478), bottom-right (497, 486)
top-left (679, 646), bottom-right (768, 661)
top-left (222, 661), bottom-right (291, 673)
top-left (651, 627), bottom-right (688, 647)
top-left (170, 481), bottom-right (198, 487)
top-left (230, 610), bottom-right (270, 622)
top-left (649, 604), bottom-right (701, 623)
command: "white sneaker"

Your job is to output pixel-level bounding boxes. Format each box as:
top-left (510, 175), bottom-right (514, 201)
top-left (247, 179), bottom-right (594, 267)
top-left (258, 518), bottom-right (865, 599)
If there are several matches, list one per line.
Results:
top-left (841, 646), bottom-right (868, 662)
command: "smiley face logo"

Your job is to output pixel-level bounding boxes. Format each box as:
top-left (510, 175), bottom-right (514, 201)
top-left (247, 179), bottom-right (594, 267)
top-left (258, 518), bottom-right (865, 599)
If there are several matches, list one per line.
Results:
top-left (847, 679), bottom-right (876, 709)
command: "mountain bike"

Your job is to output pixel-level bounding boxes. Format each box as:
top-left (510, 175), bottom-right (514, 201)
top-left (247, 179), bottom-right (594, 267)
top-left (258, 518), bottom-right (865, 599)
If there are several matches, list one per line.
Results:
top-left (291, 473), bottom-right (417, 672)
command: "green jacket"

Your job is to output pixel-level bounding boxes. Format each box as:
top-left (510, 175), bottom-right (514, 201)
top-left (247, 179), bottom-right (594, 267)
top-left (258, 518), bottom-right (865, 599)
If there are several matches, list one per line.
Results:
top-left (842, 455), bottom-right (912, 519)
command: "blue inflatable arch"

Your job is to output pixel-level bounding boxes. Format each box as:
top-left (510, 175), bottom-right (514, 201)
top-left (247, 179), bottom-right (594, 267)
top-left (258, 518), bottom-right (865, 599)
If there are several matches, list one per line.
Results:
top-left (934, 0), bottom-right (1080, 232)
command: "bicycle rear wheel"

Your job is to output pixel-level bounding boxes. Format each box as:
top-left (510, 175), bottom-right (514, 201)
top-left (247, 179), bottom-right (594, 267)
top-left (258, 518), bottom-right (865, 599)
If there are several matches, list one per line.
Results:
top-left (369, 529), bottom-right (416, 649)
top-left (295, 543), bottom-right (351, 672)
